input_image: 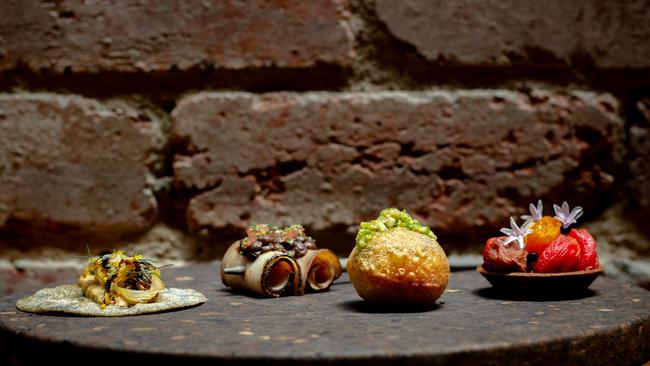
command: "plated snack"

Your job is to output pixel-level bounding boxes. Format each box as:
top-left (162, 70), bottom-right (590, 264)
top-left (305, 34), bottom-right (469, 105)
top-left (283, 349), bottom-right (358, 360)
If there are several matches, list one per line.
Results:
top-left (347, 208), bottom-right (449, 305)
top-left (221, 224), bottom-right (342, 297)
top-left (78, 250), bottom-right (165, 307)
top-left (17, 250), bottom-right (207, 316)
top-left (479, 200), bottom-right (602, 291)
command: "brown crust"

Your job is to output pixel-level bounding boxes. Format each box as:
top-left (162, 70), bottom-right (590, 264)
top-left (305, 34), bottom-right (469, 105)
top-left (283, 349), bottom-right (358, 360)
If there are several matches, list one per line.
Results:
top-left (349, 269), bottom-right (445, 304)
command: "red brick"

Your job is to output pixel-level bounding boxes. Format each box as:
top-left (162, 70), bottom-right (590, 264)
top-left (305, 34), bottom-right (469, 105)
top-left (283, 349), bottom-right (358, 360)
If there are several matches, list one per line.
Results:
top-left (0, 0), bottom-right (354, 73)
top-left (171, 91), bottom-right (621, 235)
top-left (0, 94), bottom-right (158, 235)
top-left (629, 98), bottom-right (650, 209)
top-left (375, 0), bottom-right (650, 68)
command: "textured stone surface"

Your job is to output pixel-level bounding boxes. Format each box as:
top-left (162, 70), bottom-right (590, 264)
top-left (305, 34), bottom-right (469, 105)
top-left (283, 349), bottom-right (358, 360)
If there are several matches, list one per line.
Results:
top-left (172, 91), bottom-right (621, 235)
top-left (1, 264), bottom-right (649, 365)
top-left (0, 94), bottom-right (158, 235)
top-left (0, 0), bottom-right (354, 73)
top-left (629, 98), bottom-right (650, 209)
top-left (0, 264), bottom-right (78, 297)
top-left (586, 204), bottom-right (650, 289)
top-left (375, 0), bottom-right (650, 68)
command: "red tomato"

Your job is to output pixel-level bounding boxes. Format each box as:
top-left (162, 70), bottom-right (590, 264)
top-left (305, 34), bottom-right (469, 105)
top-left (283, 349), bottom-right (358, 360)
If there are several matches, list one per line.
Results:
top-left (533, 235), bottom-right (581, 273)
top-left (569, 228), bottom-right (599, 270)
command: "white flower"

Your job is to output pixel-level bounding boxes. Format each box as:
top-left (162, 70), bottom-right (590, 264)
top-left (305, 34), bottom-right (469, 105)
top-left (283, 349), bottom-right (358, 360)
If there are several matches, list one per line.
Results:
top-left (553, 201), bottom-right (583, 227)
top-left (499, 217), bottom-right (533, 250)
top-left (521, 199), bottom-right (543, 222)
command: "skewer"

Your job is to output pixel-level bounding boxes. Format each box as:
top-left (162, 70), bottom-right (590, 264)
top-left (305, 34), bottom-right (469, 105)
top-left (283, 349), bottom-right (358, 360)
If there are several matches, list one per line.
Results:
top-left (223, 266), bottom-right (247, 275)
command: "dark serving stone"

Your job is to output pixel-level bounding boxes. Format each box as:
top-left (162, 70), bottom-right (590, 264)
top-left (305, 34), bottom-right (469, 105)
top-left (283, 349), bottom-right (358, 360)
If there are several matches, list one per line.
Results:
top-left (0, 263), bottom-right (648, 366)
top-left (477, 265), bottom-right (604, 293)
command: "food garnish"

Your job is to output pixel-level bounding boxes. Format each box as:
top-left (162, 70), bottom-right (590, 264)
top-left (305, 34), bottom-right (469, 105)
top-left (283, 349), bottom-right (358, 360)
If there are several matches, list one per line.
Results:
top-left (554, 201), bottom-right (584, 234)
top-left (355, 208), bottom-right (435, 249)
top-left (240, 224), bottom-right (317, 259)
top-left (499, 217), bottom-right (533, 250)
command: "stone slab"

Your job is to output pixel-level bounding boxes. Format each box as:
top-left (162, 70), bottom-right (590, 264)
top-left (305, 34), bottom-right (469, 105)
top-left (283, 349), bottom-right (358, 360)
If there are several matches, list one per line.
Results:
top-left (0, 263), bottom-right (648, 365)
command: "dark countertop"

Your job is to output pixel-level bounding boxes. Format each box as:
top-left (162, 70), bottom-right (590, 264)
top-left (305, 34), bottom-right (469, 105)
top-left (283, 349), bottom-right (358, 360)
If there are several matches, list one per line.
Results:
top-left (0, 262), bottom-right (648, 365)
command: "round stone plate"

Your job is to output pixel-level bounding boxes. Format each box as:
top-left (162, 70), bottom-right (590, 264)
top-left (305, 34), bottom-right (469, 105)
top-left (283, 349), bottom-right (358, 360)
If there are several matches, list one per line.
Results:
top-left (2, 264), bottom-right (649, 365)
top-left (476, 265), bottom-right (604, 293)
top-left (16, 284), bottom-right (207, 317)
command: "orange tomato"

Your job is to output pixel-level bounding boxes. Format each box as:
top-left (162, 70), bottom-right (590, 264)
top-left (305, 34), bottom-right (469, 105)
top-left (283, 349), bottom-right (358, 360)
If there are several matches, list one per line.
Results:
top-left (525, 216), bottom-right (561, 254)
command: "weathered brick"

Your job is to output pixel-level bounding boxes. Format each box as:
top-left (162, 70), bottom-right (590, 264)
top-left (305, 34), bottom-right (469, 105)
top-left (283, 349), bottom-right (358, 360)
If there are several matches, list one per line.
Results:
top-left (0, 94), bottom-right (158, 235)
top-left (172, 91), bottom-right (621, 235)
top-left (375, 0), bottom-right (650, 68)
top-left (0, 0), bottom-right (354, 73)
top-left (629, 98), bottom-right (650, 209)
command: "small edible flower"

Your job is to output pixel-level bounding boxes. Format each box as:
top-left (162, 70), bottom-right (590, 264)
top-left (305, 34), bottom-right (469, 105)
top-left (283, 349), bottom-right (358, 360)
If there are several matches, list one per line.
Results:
top-left (553, 201), bottom-right (583, 227)
top-left (521, 199), bottom-right (544, 222)
top-left (499, 217), bottom-right (533, 250)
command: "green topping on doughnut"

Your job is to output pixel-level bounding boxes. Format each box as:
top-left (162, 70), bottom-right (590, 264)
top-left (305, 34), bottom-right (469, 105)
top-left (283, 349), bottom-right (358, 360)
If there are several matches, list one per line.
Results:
top-left (355, 208), bottom-right (436, 249)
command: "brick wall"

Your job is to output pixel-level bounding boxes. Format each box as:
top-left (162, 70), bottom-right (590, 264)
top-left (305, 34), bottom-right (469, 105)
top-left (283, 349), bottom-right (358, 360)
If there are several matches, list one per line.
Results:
top-left (1, 0), bottom-right (649, 291)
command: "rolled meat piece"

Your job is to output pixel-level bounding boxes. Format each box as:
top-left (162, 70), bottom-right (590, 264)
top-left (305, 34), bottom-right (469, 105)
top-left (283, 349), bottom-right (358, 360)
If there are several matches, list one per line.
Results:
top-left (221, 225), bottom-right (343, 297)
top-left (221, 242), bottom-right (300, 297)
top-left (295, 249), bottom-right (342, 295)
